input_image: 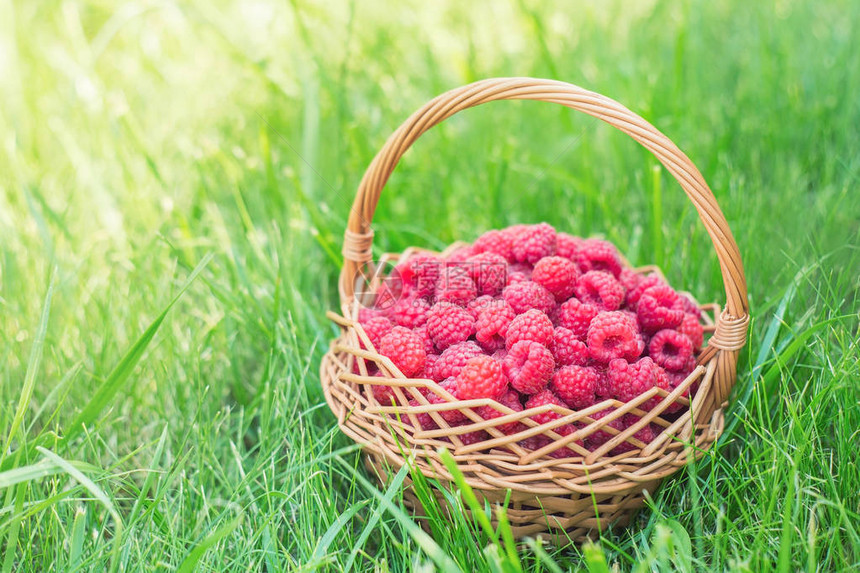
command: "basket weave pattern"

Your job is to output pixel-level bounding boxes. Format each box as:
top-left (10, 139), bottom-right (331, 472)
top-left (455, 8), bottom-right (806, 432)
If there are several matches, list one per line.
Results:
top-left (321, 78), bottom-right (749, 541)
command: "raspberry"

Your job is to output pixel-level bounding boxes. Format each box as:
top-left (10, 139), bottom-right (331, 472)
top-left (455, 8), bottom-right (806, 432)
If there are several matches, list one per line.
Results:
top-left (426, 303), bottom-right (476, 351)
top-left (612, 416), bottom-right (658, 454)
top-left (373, 281), bottom-right (401, 312)
top-left (391, 296), bottom-right (431, 329)
top-left (477, 390), bottom-right (525, 435)
top-left (679, 313), bottom-right (704, 350)
top-left (503, 281), bottom-right (556, 315)
top-left (372, 382), bottom-right (398, 405)
top-left (511, 223), bottom-right (557, 265)
top-left (606, 357), bottom-right (670, 410)
top-left (396, 253), bottom-right (442, 298)
top-left (637, 284), bottom-right (685, 333)
top-left (680, 294), bottom-right (703, 318)
top-left (427, 378), bottom-right (466, 424)
top-left (574, 271), bottom-right (625, 311)
top-left (432, 341), bottom-right (483, 382)
top-left (666, 355), bottom-right (698, 388)
top-left (435, 267), bottom-right (477, 306)
top-left (551, 327), bottom-right (589, 366)
top-left (575, 238), bottom-right (623, 278)
top-left (556, 232), bottom-right (582, 261)
top-left (378, 326), bottom-right (427, 377)
top-left (453, 426), bottom-right (488, 446)
top-left (475, 301), bottom-right (516, 352)
top-left (524, 390), bottom-right (576, 434)
top-left (456, 355), bottom-right (508, 400)
top-left (467, 295), bottom-right (496, 318)
top-left (360, 315), bottom-right (393, 348)
top-left (585, 408), bottom-right (626, 449)
top-left (465, 252), bottom-right (508, 296)
top-left (505, 271), bottom-right (530, 286)
top-left (587, 311), bottom-right (643, 363)
top-left (532, 256), bottom-right (579, 301)
top-left (551, 365), bottom-right (599, 409)
top-left (445, 245), bottom-right (476, 264)
top-left (472, 229), bottom-right (515, 261)
top-left (407, 400), bottom-right (437, 431)
top-left (413, 326), bottom-right (437, 356)
top-left (618, 268), bottom-right (642, 294)
top-left (648, 329), bottom-right (694, 371)
top-left (505, 309), bottom-right (554, 350)
top-left (423, 353), bottom-right (439, 378)
top-left (503, 340), bottom-right (555, 394)
top-left (558, 298), bottom-right (599, 339)
top-left (626, 274), bottom-right (667, 309)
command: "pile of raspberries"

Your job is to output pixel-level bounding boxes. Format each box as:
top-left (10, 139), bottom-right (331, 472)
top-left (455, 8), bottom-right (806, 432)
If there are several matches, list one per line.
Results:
top-left (356, 223), bottom-right (705, 457)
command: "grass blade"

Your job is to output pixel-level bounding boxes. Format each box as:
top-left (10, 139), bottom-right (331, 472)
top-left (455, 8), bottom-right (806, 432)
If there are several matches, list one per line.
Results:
top-left (2, 269), bottom-right (55, 464)
top-left (36, 447), bottom-right (123, 573)
top-left (176, 514), bottom-right (244, 573)
top-left (59, 254), bottom-right (211, 447)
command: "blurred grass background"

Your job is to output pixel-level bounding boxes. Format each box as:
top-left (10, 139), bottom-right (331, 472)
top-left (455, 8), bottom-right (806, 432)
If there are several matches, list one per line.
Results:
top-left (0, 0), bottom-right (858, 571)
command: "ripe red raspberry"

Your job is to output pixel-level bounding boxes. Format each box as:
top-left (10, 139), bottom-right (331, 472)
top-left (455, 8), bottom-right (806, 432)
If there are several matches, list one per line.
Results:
top-left (679, 313), bottom-right (704, 350)
top-left (587, 311), bottom-right (643, 363)
top-left (612, 416), bottom-right (658, 454)
top-left (453, 426), bottom-right (488, 447)
top-left (532, 256), bottom-right (579, 301)
top-left (426, 303), bottom-right (476, 351)
top-left (360, 315), bottom-right (393, 348)
top-left (637, 284), bottom-right (685, 333)
top-left (372, 381), bottom-right (399, 405)
top-left (477, 390), bottom-right (525, 435)
top-left (524, 390), bottom-right (576, 435)
top-left (666, 355), bottom-right (697, 388)
top-left (574, 271), bottom-right (625, 311)
top-left (435, 266), bottom-right (477, 306)
top-left (511, 223), bottom-right (557, 265)
top-left (395, 253), bottom-right (442, 298)
top-left (456, 355), bottom-right (508, 400)
top-left (505, 309), bottom-right (554, 350)
top-left (558, 298), bottom-right (600, 339)
top-left (575, 238), bottom-right (623, 278)
top-left (551, 365), bottom-right (599, 409)
top-left (648, 329), bottom-right (694, 371)
top-left (618, 268), bottom-right (642, 294)
top-left (407, 399), bottom-right (437, 432)
top-left (502, 281), bottom-right (556, 316)
top-left (423, 353), bottom-right (439, 378)
top-left (584, 408), bottom-right (627, 449)
top-left (373, 281), bottom-right (401, 312)
top-left (505, 271), bottom-right (530, 286)
top-left (503, 340), bottom-right (555, 394)
top-left (432, 341), bottom-right (483, 382)
top-left (556, 232), bottom-right (582, 261)
top-left (551, 327), bottom-right (589, 366)
top-left (391, 296), bottom-right (431, 329)
top-left (475, 301), bottom-right (516, 352)
top-left (472, 229), bottom-right (515, 261)
top-left (626, 274), bottom-right (667, 309)
top-left (465, 252), bottom-right (508, 296)
top-left (606, 357), bottom-right (670, 410)
top-left (427, 378), bottom-right (466, 424)
top-left (378, 326), bottom-right (427, 377)
top-left (413, 326), bottom-right (437, 356)
top-left (467, 295), bottom-right (496, 318)
top-left (445, 245), bottom-right (476, 264)
top-left (680, 294), bottom-right (703, 318)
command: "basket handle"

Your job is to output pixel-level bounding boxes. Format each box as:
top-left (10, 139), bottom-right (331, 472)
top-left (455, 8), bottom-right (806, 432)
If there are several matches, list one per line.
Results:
top-left (339, 77), bottom-right (749, 322)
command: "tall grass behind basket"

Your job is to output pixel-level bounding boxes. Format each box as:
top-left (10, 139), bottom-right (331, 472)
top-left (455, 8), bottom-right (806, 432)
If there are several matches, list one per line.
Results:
top-left (320, 78), bottom-right (750, 543)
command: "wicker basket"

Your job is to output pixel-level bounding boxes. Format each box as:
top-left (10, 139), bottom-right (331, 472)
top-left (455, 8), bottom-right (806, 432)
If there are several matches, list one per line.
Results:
top-left (320, 77), bottom-right (749, 543)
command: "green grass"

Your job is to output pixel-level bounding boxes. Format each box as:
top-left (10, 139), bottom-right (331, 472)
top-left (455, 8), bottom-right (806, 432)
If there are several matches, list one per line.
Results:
top-left (1, 0), bottom-right (858, 570)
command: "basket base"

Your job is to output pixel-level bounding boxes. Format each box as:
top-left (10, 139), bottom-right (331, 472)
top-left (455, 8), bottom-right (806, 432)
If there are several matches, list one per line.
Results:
top-left (363, 451), bottom-right (659, 545)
